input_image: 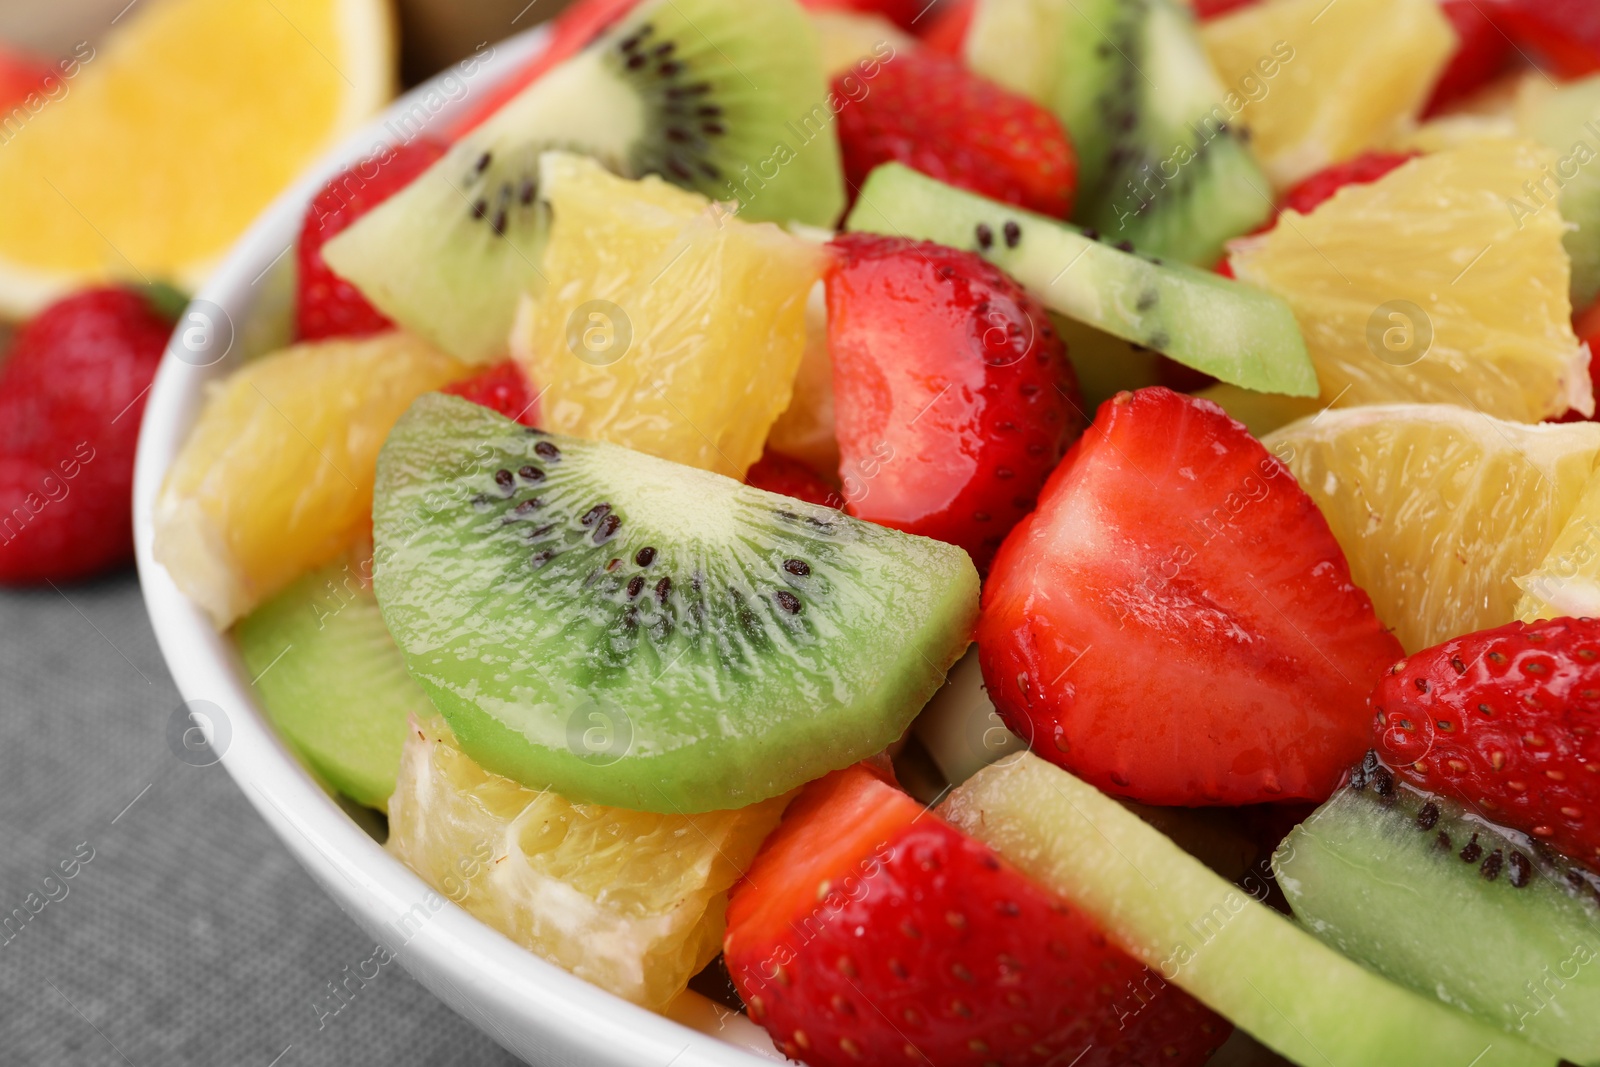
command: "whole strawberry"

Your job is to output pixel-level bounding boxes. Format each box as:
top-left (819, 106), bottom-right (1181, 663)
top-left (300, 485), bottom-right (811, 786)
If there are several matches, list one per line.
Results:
top-left (0, 287), bottom-right (179, 584)
top-left (296, 138), bottom-right (447, 341)
top-left (827, 234), bottom-right (1083, 571)
top-left (1372, 616), bottom-right (1600, 872)
top-left (724, 764), bottom-right (1229, 1067)
top-left (835, 51), bottom-right (1077, 218)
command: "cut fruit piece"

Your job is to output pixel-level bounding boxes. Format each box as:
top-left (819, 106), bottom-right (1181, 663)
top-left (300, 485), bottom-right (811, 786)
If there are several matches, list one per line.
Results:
top-left (1426, 0), bottom-right (1516, 117)
top-left (845, 164), bottom-right (1315, 397)
top-left (939, 753), bottom-right (1560, 1067)
top-left (1515, 471), bottom-right (1600, 622)
top-left (1230, 139), bottom-right (1591, 423)
top-left (1516, 73), bottom-right (1600, 310)
top-left (439, 360), bottom-right (541, 427)
top-left (724, 764), bottom-right (1231, 1067)
top-left (807, 10), bottom-right (910, 76)
top-left (323, 0), bottom-right (843, 364)
top-left (234, 549), bottom-right (433, 811)
top-left (371, 395), bottom-right (979, 813)
top-left (1054, 316), bottom-right (1163, 411)
top-left (1200, 0), bottom-right (1455, 187)
top-left (979, 388), bottom-right (1402, 806)
top-left (1192, 382), bottom-right (1319, 440)
top-left (1490, 0), bottom-right (1600, 81)
top-left (387, 718), bottom-right (787, 1010)
top-left (1263, 404), bottom-right (1600, 653)
top-left (1276, 770), bottom-right (1600, 1065)
top-left (0, 0), bottom-right (394, 318)
top-left (764, 282), bottom-right (839, 479)
top-left (743, 449), bottom-right (836, 508)
top-left (964, 0), bottom-right (1272, 264)
top-left (153, 332), bottom-right (467, 629)
top-left (513, 153), bottom-right (826, 479)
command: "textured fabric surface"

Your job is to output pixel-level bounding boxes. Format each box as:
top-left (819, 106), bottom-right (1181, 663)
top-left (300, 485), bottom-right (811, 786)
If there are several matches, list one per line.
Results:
top-left (0, 574), bottom-right (526, 1066)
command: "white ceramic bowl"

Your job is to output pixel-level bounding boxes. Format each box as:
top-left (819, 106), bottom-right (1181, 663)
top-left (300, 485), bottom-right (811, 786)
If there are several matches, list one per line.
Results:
top-left (132, 27), bottom-right (783, 1067)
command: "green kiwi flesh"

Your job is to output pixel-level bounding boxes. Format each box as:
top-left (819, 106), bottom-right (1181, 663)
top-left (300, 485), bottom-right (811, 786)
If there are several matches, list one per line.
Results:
top-left (965, 0), bottom-right (1273, 265)
top-left (322, 0), bottom-right (844, 365)
top-left (846, 163), bottom-right (1316, 397)
top-left (1275, 758), bottom-right (1600, 1065)
top-left (372, 395), bottom-right (979, 814)
top-left (1516, 74), bottom-right (1600, 310)
top-left (235, 555), bottom-right (437, 811)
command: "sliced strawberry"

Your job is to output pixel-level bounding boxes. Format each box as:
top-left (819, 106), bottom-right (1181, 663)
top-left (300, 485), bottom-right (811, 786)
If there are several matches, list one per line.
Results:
top-left (0, 287), bottom-right (178, 584)
top-left (1425, 0), bottom-right (1515, 116)
top-left (979, 388), bottom-right (1404, 806)
top-left (296, 139), bottom-right (447, 341)
top-left (724, 764), bottom-right (1230, 1067)
top-left (798, 0), bottom-right (932, 32)
top-left (1192, 0), bottom-right (1261, 17)
top-left (1372, 617), bottom-right (1600, 873)
top-left (440, 360), bottom-right (541, 426)
top-left (448, 0), bottom-right (640, 138)
top-left (835, 51), bottom-right (1077, 217)
top-left (1280, 152), bottom-right (1420, 217)
top-left (1489, 0), bottom-right (1600, 79)
top-left (745, 449), bottom-right (838, 508)
top-left (826, 234), bottom-right (1083, 571)
top-left (920, 0), bottom-right (975, 53)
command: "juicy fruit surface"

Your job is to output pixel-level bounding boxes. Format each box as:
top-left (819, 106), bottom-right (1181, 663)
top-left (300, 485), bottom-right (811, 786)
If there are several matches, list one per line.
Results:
top-left (724, 765), bottom-right (1230, 1067)
top-left (296, 139), bottom-right (447, 341)
top-left (1200, 0), bottom-right (1455, 187)
top-left (743, 449), bottom-right (836, 508)
top-left (517, 154), bottom-right (826, 479)
top-left (1372, 617), bottom-right (1600, 873)
top-left (1232, 140), bottom-right (1591, 423)
top-left (234, 552), bottom-right (433, 811)
top-left (0, 0), bottom-right (393, 316)
top-left (981, 388), bottom-right (1403, 805)
top-left (0, 288), bottom-right (174, 583)
top-left (1515, 469), bottom-right (1600, 621)
top-left (845, 164), bottom-right (1316, 397)
top-left (153, 332), bottom-right (466, 629)
top-left (835, 50), bottom-right (1077, 218)
top-left (1517, 73), bottom-right (1600, 309)
top-left (826, 234), bottom-right (1084, 571)
top-left (1277, 771), bottom-right (1600, 1064)
top-left (440, 360), bottom-right (541, 427)
top-left (1492, 0), bottom-right (1600, 80)
top-left (387, 719), bottom-right (787, 1009)
top-left (940, 752), bottom-right (1559, 1067)
top-left (1265, 405), bottom-right (1600, 653)
top-left (1427, 0), bottom-right (1515, 115)
top-left (372, 396), bottom-right (979, 813)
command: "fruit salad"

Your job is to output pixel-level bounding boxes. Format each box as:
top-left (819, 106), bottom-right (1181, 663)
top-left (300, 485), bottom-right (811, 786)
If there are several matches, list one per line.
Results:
top-left (150, 0), bottom-right (1600, 1063)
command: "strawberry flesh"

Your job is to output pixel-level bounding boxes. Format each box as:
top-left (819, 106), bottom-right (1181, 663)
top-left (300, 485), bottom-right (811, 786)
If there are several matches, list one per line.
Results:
top-left (834, 51), bottom-right (1077, 218)
top-left (979, 388), bottom-right (1404, 805)
top-left (1425, 0), bottom-right (1515, 116)
top-left (920, 0), bottom-right (976, 54)
top-left (1372, 616), bottom-right (1600, 873)
top-left (0, 288), bottom-right (177, 584)
top-left (724, 764), bottom-right (1230, 1067)
top-left (295, 138), bottom-right (448, 341)
top-left (799, 0), bottom-right (931, 32)
top-left (1489, 0), bottom-right (1600, 79)
top-left (826, 234), bottom-right (1084, 571)
top-left (440, 360), bottom-right (541, 426)
top-left (745, 449), bottom-right (838, 508)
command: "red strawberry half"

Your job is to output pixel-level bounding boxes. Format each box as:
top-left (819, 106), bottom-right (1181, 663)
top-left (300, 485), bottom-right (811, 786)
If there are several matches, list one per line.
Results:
top-left (440, 360), bottom-right (541, 426)
top-left (1425, 0), bottom-right (1515, 116)
top-left (1489, 0), bottom-right (1600, 79)
top-left (834, 50), bottom-right (1077, 218)
top-left (826, 234), bottom-right (1084, 571)
top-left (979, 388), bottom-right (1404, 806)
top-left (296, 138), bottom-right (448, 341)
top-left (1372, 616), bottom-right (1600, 873)
top-left (0, 287), bottom-right (179, 584)
top-left (724, 763), bottom-right (1230, 1067)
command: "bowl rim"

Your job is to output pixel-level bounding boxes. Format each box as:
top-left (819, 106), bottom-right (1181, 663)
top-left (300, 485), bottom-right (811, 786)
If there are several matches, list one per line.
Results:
top-left (131, 26), bottom-right (781, 1067)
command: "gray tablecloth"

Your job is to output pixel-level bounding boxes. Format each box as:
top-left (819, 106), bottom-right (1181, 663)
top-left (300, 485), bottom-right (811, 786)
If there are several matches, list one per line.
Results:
top-left (0, 574), bottom-right (525, 1066)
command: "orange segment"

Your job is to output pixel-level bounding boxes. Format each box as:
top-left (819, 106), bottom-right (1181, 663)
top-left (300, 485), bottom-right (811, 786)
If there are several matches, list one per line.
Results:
top-left (0, 0), bottom-right (394, 317)
top-left (153, 332), bottom-right (466, 629)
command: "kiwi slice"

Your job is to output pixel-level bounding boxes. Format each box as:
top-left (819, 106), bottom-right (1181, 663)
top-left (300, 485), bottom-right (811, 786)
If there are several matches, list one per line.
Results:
top-left (846, 162), bottom-right (1316, 397)
top-left (322, 0), bottom-right (844, 365)
top-left (965, 0), bottom-right (1272, 265)
top-left (1516, 75), bottom-right (1600, 310)
top-left (1275, 758), bottom-right (1600, 1065)
top-left (941, 753), bottom-right (1559, 1067)
top-left (372, 395), bottom-right (978, 814)
top-left (235, 554), bottom-right (437, 811)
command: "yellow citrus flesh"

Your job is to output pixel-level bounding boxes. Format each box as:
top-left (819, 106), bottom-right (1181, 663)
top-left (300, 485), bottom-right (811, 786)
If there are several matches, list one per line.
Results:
top-left (764, 281), bottom-right (840, 478)
top-left (1264, 405), bottom-right (1600, 653)
top-left (514, 153), bottom-right (827, 479)
top-left (0, 0), bottom-right (393, 317)
top-left (1200, 0), bottom-right (1455, 187)
top-left (154, 332), bottom-right (466, 629)
top-left (1230, 140), bottom-right (1589, 424)
top-left (387, 719), bottom-right (788, 1011)
top-left (1514, 471), bottom-right (1600, 623)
